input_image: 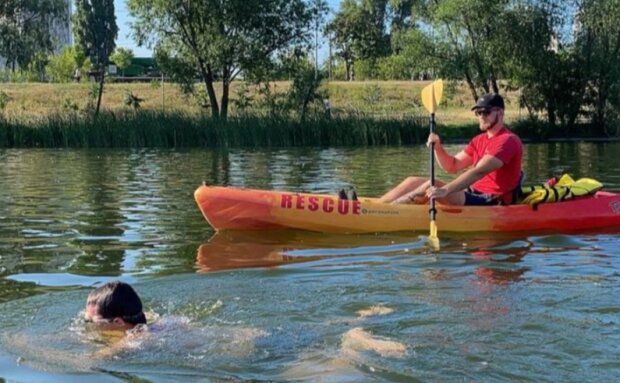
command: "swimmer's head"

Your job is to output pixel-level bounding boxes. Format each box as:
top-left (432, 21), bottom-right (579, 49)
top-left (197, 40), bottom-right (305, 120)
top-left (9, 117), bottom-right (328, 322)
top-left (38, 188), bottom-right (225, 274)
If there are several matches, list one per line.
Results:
top-left (85, 281), bottom-right (147, 329)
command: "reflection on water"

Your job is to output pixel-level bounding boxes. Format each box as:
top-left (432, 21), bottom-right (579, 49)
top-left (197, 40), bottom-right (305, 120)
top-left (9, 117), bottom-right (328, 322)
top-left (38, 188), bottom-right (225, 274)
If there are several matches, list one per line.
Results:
top-left (195, 230), bottom-right (430, 272)
top-left (1, 144), bottom-right (620, 382)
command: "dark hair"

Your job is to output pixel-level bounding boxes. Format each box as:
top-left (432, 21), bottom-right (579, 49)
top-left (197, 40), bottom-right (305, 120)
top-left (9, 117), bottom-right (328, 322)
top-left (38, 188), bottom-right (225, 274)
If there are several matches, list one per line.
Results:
top-left (87, 281), bottom-right (147, 325)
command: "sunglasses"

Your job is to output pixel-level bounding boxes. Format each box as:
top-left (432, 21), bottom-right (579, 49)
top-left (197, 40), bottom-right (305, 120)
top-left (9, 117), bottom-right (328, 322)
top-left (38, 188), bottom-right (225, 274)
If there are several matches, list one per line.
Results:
top-left (474, 108), bottom-right (497, 117)
top-left (474, 109), bottom-right (496, 117)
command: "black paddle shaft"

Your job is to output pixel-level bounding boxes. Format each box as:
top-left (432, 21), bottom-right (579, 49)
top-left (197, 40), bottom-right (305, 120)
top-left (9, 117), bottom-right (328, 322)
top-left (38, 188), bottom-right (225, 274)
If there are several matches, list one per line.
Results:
top-left (429, 113), bottom-right (437, 221)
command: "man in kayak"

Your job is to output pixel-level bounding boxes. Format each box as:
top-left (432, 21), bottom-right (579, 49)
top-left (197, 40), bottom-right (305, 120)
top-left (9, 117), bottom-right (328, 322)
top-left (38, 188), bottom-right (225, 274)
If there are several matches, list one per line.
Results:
top-left (380, 93), bottom-right (523, 205)
top-left (84, 280), bottom-right (147, 330)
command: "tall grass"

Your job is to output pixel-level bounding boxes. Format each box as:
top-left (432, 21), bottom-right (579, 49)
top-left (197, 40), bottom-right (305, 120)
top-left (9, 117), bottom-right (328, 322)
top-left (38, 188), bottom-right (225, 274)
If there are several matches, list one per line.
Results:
top-left (2, 108), bottom-right (610, 149)
top-left (0, 110), bottom-right (480, 148)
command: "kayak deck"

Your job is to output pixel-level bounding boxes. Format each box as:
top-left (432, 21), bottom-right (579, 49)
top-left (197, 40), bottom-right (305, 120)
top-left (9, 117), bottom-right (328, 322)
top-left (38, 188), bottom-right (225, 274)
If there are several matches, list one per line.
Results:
top-left (194, 185), bottom-right (620, 233)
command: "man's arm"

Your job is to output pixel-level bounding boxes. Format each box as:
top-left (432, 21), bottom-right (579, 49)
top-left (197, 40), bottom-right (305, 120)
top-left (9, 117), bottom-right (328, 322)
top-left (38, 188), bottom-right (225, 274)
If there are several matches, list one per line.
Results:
top-left (430, 134), bottom-right (473, 173)
top-left (435, 148), bottom-right (473, 174)
top-left (435, 154), bottom-right (503, 196)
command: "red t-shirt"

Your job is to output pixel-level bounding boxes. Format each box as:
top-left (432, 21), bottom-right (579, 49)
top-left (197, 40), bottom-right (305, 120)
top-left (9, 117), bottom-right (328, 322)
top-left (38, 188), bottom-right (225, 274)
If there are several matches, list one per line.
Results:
top-left (463, 127), bottom-right (523, 196)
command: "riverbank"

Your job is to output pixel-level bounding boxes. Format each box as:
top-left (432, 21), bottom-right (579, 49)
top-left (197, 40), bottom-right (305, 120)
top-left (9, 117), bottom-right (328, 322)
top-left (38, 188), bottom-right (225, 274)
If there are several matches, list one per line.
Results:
top-left (0, 81), bottom-right (617, 148)
top-left (0, 81), bottom-right (523, 124)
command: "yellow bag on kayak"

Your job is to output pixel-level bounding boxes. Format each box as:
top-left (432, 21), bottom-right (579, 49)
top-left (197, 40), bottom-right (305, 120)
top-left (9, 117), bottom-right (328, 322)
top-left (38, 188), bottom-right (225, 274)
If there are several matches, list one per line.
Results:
top-left (517, 174), bottom-right (603, 205)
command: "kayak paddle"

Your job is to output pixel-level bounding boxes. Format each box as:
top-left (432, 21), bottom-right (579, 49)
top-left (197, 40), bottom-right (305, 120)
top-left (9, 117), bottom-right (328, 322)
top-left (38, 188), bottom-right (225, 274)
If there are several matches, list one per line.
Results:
top-left (421, 79), bottom-right (443, 250)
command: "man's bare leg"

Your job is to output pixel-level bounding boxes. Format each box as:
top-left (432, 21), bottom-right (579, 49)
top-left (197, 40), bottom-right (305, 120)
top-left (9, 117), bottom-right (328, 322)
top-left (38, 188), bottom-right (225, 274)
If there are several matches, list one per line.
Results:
top-left (392, 180), bottom-right (450, 204)
top-left (379, 176), bottom-right (428, 203)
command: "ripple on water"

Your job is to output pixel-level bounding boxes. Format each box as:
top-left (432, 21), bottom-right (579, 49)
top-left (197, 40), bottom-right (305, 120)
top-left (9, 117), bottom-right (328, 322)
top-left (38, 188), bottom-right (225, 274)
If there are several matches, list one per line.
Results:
top-left (1, 147), bottom-right (620, 382)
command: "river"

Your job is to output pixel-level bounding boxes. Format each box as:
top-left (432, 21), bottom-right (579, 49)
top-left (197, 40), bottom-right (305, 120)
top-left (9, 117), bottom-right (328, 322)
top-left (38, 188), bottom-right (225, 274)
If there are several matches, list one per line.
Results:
top-left (1, 143), bottom-right (619, 382)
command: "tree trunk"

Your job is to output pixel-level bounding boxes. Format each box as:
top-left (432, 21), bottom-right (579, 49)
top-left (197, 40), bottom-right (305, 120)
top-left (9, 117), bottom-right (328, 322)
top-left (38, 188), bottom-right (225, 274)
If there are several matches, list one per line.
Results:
top-left (464, 71), bottom-right (478, 102)
top-left (481, 78), bottom-right (490, 94)
top-left (300, 79), bottom-right (316, 122)
top-left (197, 59), bottom-right (220, 117)
top-left (221, 78), bottom-right (230, 120)
top-left (463, 17), bottom-right (489, 94)
top-left (490, 73), bottom-right (499, 94)
top-left (95, 69), bottom-right (105, 117)
top-left (345, 60), bottom-right (352, 81)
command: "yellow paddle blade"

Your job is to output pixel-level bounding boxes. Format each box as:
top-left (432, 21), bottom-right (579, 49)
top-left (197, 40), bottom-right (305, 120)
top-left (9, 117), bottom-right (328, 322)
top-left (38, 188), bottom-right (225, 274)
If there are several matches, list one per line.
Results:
top-left (421, 79), bottom-right (444, 114)
top-left (428, 220), bottom-right (440, 250)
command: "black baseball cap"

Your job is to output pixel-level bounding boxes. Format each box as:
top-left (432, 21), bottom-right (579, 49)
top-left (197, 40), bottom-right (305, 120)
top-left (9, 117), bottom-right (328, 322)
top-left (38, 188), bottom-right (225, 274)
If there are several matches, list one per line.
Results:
top-left (471, 93), bottom-right (504, 110)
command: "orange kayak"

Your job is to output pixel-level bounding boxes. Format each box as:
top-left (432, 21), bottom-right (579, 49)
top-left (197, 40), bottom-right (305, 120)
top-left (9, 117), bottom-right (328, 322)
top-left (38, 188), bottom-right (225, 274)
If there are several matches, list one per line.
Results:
top-left (194, 185), bottom-right (620, 233)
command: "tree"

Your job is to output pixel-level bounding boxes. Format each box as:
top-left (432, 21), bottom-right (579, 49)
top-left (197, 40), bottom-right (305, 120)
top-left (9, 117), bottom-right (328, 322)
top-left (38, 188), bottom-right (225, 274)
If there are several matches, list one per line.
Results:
top-left (128, 0), bottom-right (322, 119)
top-left (409, 0), bottom-right (511, 100)
top-left (497, 1), bottom-right (585, 129)
top-left (73, 0), bottom-right (118, 116)
top-left (111, 48), bottom-right (134, 77)
top-left (0, 0), bottom-right (68, 70)
top-left (325, 0), bottom-right (367, 81)
top-left (284, 57), bottom-right (326, 121)
top-left (576, 0), bottom-right (620, 133)
top-left (388, 0), bottom-right (416, 53)
top-left (47, 46), bottom-right (92, 83)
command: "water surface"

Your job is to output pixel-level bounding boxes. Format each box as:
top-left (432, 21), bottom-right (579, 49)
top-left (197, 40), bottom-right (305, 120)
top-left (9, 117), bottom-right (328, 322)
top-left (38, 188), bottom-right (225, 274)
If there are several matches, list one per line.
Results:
top-left (1, 143), bottom-right (619, 382)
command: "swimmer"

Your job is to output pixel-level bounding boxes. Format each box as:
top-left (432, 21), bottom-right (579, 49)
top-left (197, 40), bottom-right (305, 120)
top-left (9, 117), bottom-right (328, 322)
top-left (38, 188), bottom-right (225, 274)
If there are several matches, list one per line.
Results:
top-left (84, 281), bottom-right (147, 330)
top-left (83, 281), bottom-right (264, 360)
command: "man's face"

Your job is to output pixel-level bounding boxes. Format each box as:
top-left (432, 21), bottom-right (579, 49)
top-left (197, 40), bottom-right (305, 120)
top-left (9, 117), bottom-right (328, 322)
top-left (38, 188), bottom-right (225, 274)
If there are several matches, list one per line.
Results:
top-left (474, 108), bottom-right (502, 131)
top-left (84, 303), bottom-right (103, 322)
top-left (84, 303), bottom-right (128, 329)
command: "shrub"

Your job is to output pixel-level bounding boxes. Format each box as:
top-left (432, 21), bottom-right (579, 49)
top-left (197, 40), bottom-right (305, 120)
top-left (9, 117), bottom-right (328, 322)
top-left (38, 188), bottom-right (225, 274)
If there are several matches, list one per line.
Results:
top-left (0, 91), bottom-right (10, 111)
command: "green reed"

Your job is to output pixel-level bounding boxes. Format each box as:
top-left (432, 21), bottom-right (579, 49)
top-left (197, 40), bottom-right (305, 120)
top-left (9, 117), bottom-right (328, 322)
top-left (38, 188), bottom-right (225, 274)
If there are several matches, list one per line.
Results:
top-left (3, 110), bottom-right (609, 148)
top-left (0, 110), bottom-right (478, 148)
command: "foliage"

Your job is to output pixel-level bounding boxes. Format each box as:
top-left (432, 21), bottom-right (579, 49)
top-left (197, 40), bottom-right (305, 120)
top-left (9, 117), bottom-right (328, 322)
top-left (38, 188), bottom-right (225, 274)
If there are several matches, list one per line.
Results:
top-left (21, 53), bottom-right (49, 82)
top-left (284, 58), bottom-right (328, 121)
top-left (353, 59), bottom-right (377, 81)
top-left (326, 0), bottom-right (413, 81)
top-left (256, 83), bottom-right (291, 117)
top-left (0, 0), bottom-right (68, 70)
top-left (498, 2), bottom-right (584, 128)
top-left (47, 47), bottom-right (91, 83)
top-left (361, 83), bottom-right (382, 105)
top-left (318, 0), bottom-right (620, 132)
top-left (575, 0), bottom-right (620, 134)
top-left (0, 91), bottom-right (10, 111)
top-left (61, 97), bottom-right (79, 112)
top-left (127, 0), bottom-right (325, 119)
top-left (152, 47), bottom-right (196, 96)
top-left (325, 0), bottom-right (367, 81)
top-left (124, 90), bottom-right (143, 110)
top-left (74, 0), bottom-right (118, 116)
top-left (74, 0), bottom-right (118, 71)
top-left (375, 54), bottom-right (414, 80)
top-left (110, 48), bottom-right (134, 76)
top-left (232, 83), bottom-right (254, 114)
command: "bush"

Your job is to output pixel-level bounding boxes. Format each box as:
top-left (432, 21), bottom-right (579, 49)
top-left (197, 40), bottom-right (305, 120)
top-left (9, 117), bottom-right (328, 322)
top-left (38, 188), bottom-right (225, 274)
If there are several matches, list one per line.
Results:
top-left (62, 98), bottom-right (79, 112)
top-left (0, 91), bottom-right (10, 111)
top-left (47, 47), bottom-right (91, 83)
top-left (124, 90), bottom-right (143, 110)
